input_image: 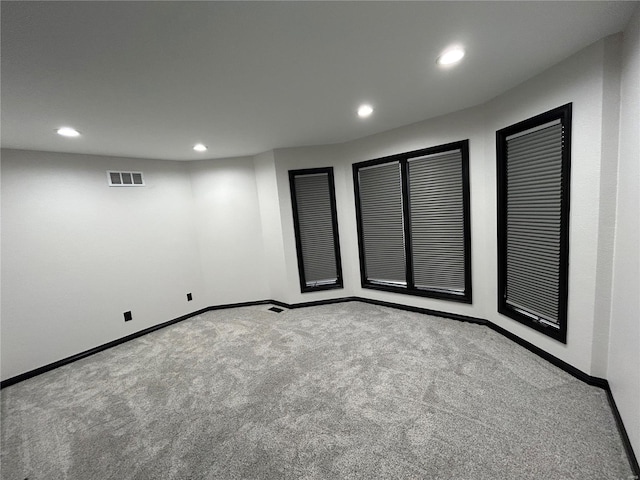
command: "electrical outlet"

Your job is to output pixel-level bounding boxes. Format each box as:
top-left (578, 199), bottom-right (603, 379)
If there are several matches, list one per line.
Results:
top-left (187, 293), bottom-right (193, 301)
top-left (124, 311), bottom-right (132, 322)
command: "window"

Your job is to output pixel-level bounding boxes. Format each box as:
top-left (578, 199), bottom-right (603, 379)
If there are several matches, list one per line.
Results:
top-left (289, 167), bottom-right (343, 292)
top-left (496, 104), bottom-right (572, 343)
top-left (353, 140), bottom-right (472, 303)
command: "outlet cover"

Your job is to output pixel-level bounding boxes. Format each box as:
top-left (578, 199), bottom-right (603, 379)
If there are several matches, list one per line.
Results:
top-left (124, 311), bottom-right (132, 322)
top-left (187, 293), bottom-right (193, 301)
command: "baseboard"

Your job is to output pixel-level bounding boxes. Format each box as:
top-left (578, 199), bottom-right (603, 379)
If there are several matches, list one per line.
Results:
top-left (207, 299), bottom-right (273, 311)
top-left (2, 296), bottom-right (637, 476)
top-left (352, 296), bottom-right (487, 325)
top-left (481, 320), bottom-right (604, 386)
top-left (480, 321), bottom-right (637, 476)
top-left (0, 300), bottom-right (272, 389)
top-left (272, 296), bottom-right (357, 309)
top-left (281, 295), bottom-right (639, 475)
top-left (604, 383), bottom-right (640, 477)
top-left (3, 295), bottom-right (472, 387)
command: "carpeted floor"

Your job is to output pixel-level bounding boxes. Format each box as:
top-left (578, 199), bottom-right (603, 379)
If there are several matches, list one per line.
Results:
top-left (0, 302), bottom-right (633, 479)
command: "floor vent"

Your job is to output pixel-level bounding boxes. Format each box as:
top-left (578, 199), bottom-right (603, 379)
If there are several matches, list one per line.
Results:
top-left (268, 307), bottom-right (285, 313)
top-left (108, 171), bottom-right (145, 186)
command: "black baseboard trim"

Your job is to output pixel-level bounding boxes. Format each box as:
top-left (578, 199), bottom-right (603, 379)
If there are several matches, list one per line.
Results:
top-left (208, 300), bottom-right (273, 311)
top-left (352, 297), bottom-right (487, 325)
top-left (482, 320), bottom-right (605, 387)
top-left (272, 297), bottom-right (357, 310)
top-left (0, 300), bottom-right (272, 390)
top-left (276, 295), bottom-right (487, 325)
top-left (2, 296), bottom-right (637, 476)
top-left (282, 295), bottom-right (638, 474)
top-left (604, 383), bottom-right (640, 477)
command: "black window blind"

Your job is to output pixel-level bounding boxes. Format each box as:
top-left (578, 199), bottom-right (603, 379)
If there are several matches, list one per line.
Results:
top-left (354, 140), bottom-right (471, 303)
top-left (290, 168), bottom-right (343, 292)
top-left (497, 103), bottom-right (571, 343)
top-left (505, 120), bottom-right (564, 325)
top-left (358, 161), bottom-right (407, 286)
top-left (408, 149), bottom-right (466, 293)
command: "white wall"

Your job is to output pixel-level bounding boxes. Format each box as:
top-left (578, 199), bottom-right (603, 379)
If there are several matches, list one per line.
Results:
top-left (339, 105), bottom-right (487, 320)
top-left (608, 5), bottom-right (640, 457)
top-left (253, 151), bottom-right (291, 302)
top-left (272, 38), bottom-right (614, 375)
top-left (484, 39), bottom-right (609, 375)
top-left (592, 35), bottom-right (623, 378)
top-left (0, 149), bottom-right (206, 380)
top-left (189, 157), bottom-right (269, 304)
top-left (1, 27), bottom-right (635, 428)
top-left (271, 144), bottom-right (357, 304)
top-left (1, 150), bottom-right (272, 381)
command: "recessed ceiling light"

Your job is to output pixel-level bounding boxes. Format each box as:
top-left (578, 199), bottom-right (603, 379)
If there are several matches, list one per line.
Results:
top-left (436, 46), bottom-right (465, 66)
top-left (56, 127), bottom-right (80, 137)
top-left (193, 143), bottom-right (208, 152)
top-left (357, 104), bottom-right (374, 118)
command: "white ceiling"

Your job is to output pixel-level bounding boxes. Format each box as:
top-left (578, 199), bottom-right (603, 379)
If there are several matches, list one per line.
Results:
top-left (1, 1), bottom-right (637, 161)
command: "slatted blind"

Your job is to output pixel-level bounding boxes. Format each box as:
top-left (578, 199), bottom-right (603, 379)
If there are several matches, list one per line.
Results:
top-left (358, 161), bottom-right (406, 285)
top-left (408, 149), bottom-right (465, 293)
top-left (293, 173), bottom-right (338, 287)
top-left (505, 120), bottom-right (563, 325)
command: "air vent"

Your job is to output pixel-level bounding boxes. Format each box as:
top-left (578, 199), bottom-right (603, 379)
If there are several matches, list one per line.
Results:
top-left (108, 171), bottom-right (145, 187)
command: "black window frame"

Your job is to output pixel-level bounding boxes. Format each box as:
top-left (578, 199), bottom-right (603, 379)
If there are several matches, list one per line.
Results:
top-left (289, 167), bottom-right (344, 293)
top-left (496, 103), bottom-right (572, 343)
top-left (353, 140), bottom-right (472, 303)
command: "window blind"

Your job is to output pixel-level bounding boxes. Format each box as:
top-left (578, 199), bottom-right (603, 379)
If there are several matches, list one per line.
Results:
top-left (289, 168), bottom-right (342, 292)
top-left (505, 120), bottom-right (564, 325)
top-left (358, 161), bottom-right (406, 286)
top-left (408, 149), bottom-right (465, 293)
top-left (293, 173), bottom-right (338, 287)
top-left (353, 140), bottom-right (471, 302)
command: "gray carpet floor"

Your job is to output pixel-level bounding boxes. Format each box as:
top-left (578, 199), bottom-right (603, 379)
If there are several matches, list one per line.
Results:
top-left (0, 302), bottom-right (633, 479)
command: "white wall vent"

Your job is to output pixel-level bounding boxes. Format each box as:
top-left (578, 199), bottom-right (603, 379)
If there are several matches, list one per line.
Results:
top-left (107, 171), bottom-right (145, 187)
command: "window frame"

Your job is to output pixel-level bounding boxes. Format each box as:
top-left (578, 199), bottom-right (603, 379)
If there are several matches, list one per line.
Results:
top-left (289, 167), bottom-right (344, 293)
top-left (353, 140), bottom-right (472, 303)
top-left (496, 103), bottom-right (572, 343)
